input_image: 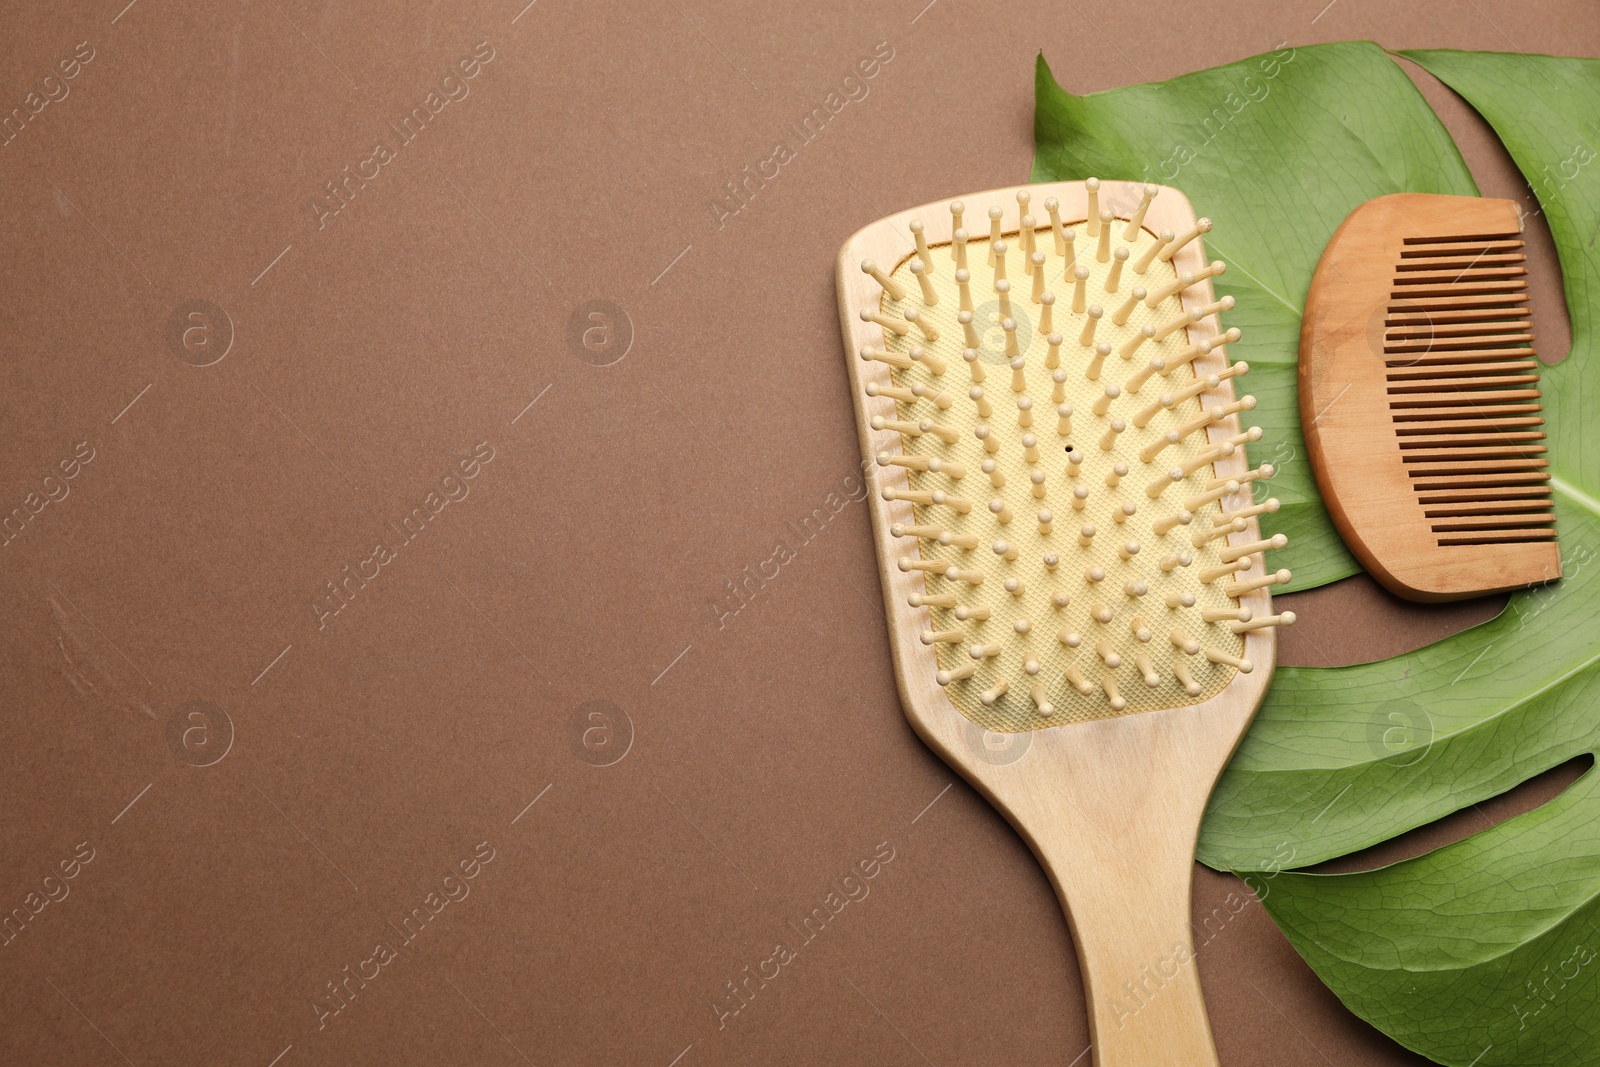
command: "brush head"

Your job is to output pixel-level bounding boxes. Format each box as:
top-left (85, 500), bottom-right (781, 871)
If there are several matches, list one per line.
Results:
top-left (1300, 192), bottom-right (1560, 602)
top-left (840, 181), bottom-right (1292, 734)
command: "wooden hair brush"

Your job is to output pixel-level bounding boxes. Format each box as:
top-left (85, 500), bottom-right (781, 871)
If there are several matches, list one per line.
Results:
top-left (1301, 192), bottom-right (1560, 600)
top-left (837, 179), bottom-right (1294, 1065)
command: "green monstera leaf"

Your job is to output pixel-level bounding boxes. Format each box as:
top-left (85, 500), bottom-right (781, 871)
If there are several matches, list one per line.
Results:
top-left (1036, 43), bottom-right (1600, 1065)
top-left (1032, 40), bottom-right (1481, 591)
top-left (1195, 51), bottom-right (1600, 1066)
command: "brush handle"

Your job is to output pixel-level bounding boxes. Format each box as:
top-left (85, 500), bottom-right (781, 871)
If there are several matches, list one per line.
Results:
top-left (974, 712), bottom-right (1240, 1067)
top-left (1033, 825), bottom-right (1217, 1066)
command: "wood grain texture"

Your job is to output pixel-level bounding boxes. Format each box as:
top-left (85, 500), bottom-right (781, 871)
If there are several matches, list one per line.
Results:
top-left (1300, 192), bottom-right (1561, 601)
top-left (837, 180), bottom-right (1279, 1066)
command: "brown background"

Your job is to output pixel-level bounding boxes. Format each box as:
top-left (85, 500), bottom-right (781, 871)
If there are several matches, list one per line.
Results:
top-left (1, 1), bottom-right (1593, 1064)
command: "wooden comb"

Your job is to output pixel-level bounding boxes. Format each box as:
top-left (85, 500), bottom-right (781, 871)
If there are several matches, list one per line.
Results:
top-left (837, 180), bottom-right (1295, 1065)
top-left (1301, 192), bottom-right (1561, 601)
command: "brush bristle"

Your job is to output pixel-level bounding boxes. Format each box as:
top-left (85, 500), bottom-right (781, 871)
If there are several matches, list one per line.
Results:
top-left (861, 182), bottom-right (1292, 729)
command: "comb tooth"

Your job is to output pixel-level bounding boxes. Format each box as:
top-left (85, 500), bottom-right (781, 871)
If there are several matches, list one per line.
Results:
top-left (1072, 267), bottom-right (1089, 312)
top-left (982, 458), bottom-right (1005, 488)
top-left (996, 279), bottom-right (1013, 320)
top-left (987, 206), bottom-right (1004, 261)
top-left (1230, 612), bottom-right (1297, 634)
top-left (910, 259), bottom-right (939, 305)
top-left (953, 227), bottom-right (969, 271)
top-left (1397, 431), bottom-right (1547, 449)
top-left (1417, 483), bottom-right (1552, 504)
top-left (1016, 396), bottom-right (1035, 430)
top-left (1165, 590), bottom-right (1196, 609)
top-left (1060, 227), bottom-right (1078, 273)
top-left (1192, 295), bottom-right (1235, 322)
top-left (1160, 552), bottom-right (1194, 572)
top-left (1203, 605), bottom-right (1251, 623)
top-left (927, 456), bottom-right (965, 479)
top-left (970, 642), bottom-right (1003, 660)
top-left (1390, 279), bottom-right (1528, 300)
top-left (1037, 510), bottom-right (1054, 535)
top-left (988, 498), bottom-right (1012, 523)
top-left (1386, 347), bottom-right (1537, 365)
top-left (1002, 318), bottom-right (1020, 360)
top-left (1029, 467), bottom-right (1047, 496)
top-left (1132, 230), bottom-right (1171, 274)
top-left (909, 346), bottom-right (946, 376)
top-left (1394, 264), bottom-right (1526, 285)
top-left (1186, 480), bottom-right (1241, 512)
top-left (929, 489), bottom-right (973, 514)
top-left (1105, 246), bottom-right (1129, 292)
top-left (1038, 291), bottom-right (1055, 335)
top-left (1095, 640), bottom-right (1122, 668)
top-left (994, 241), bottom-right (1010, 283)
top-left (1135, 653), bottom-right (1161, 688)
top-left (1389, 389), bottom-right (1541, 407)
top-left (1084, 178), bottom-right (1101, 236)
top-left (1159, 217), bottom-right (1211, 262)
top-left (938, 531), bottom-right (980, 550)
top-left (953, 601), bottom-right (988, 618)
top-left (1056, 404), bottom-right (1073, 437)
top-left (1178, 442), bottom-right (1233, 478)
top-left (949, 199), bottom-right (965, 234)
top-left (980, 680), bottom-right (1009, 707)
top-left (1170, 627), bottom-right (1200, 654)
top-left (1072, 485), bottom-right (1090, 511)
top-left (1106, 464), bottom-right (1129, 490)
top-left (1046, 333), bottom-right (1064, 369)
top-left (922, 629), bottom-right (964, 644)
top-left (860, 259), bottom-right (906, 300)
top-left (1016, 189), bottom-right (1031, 235)
top-left (1223, 569), bottom-right (1292, 597)
top-left (1031, 251), bottom-right (1048, 295)
top-left (1429, 513), bottom-right (1557, 531)
top-left (1092, 385), bottom-right (1120, 417)
top-left (890, 521), bottom-right (941, 537)
top-left (1204, 647), bottom-right (1252, 673)
top-left (1030, 683), bottom-right (1054, 717)
top-left (1387, 361), bottom-right (1539, 380)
